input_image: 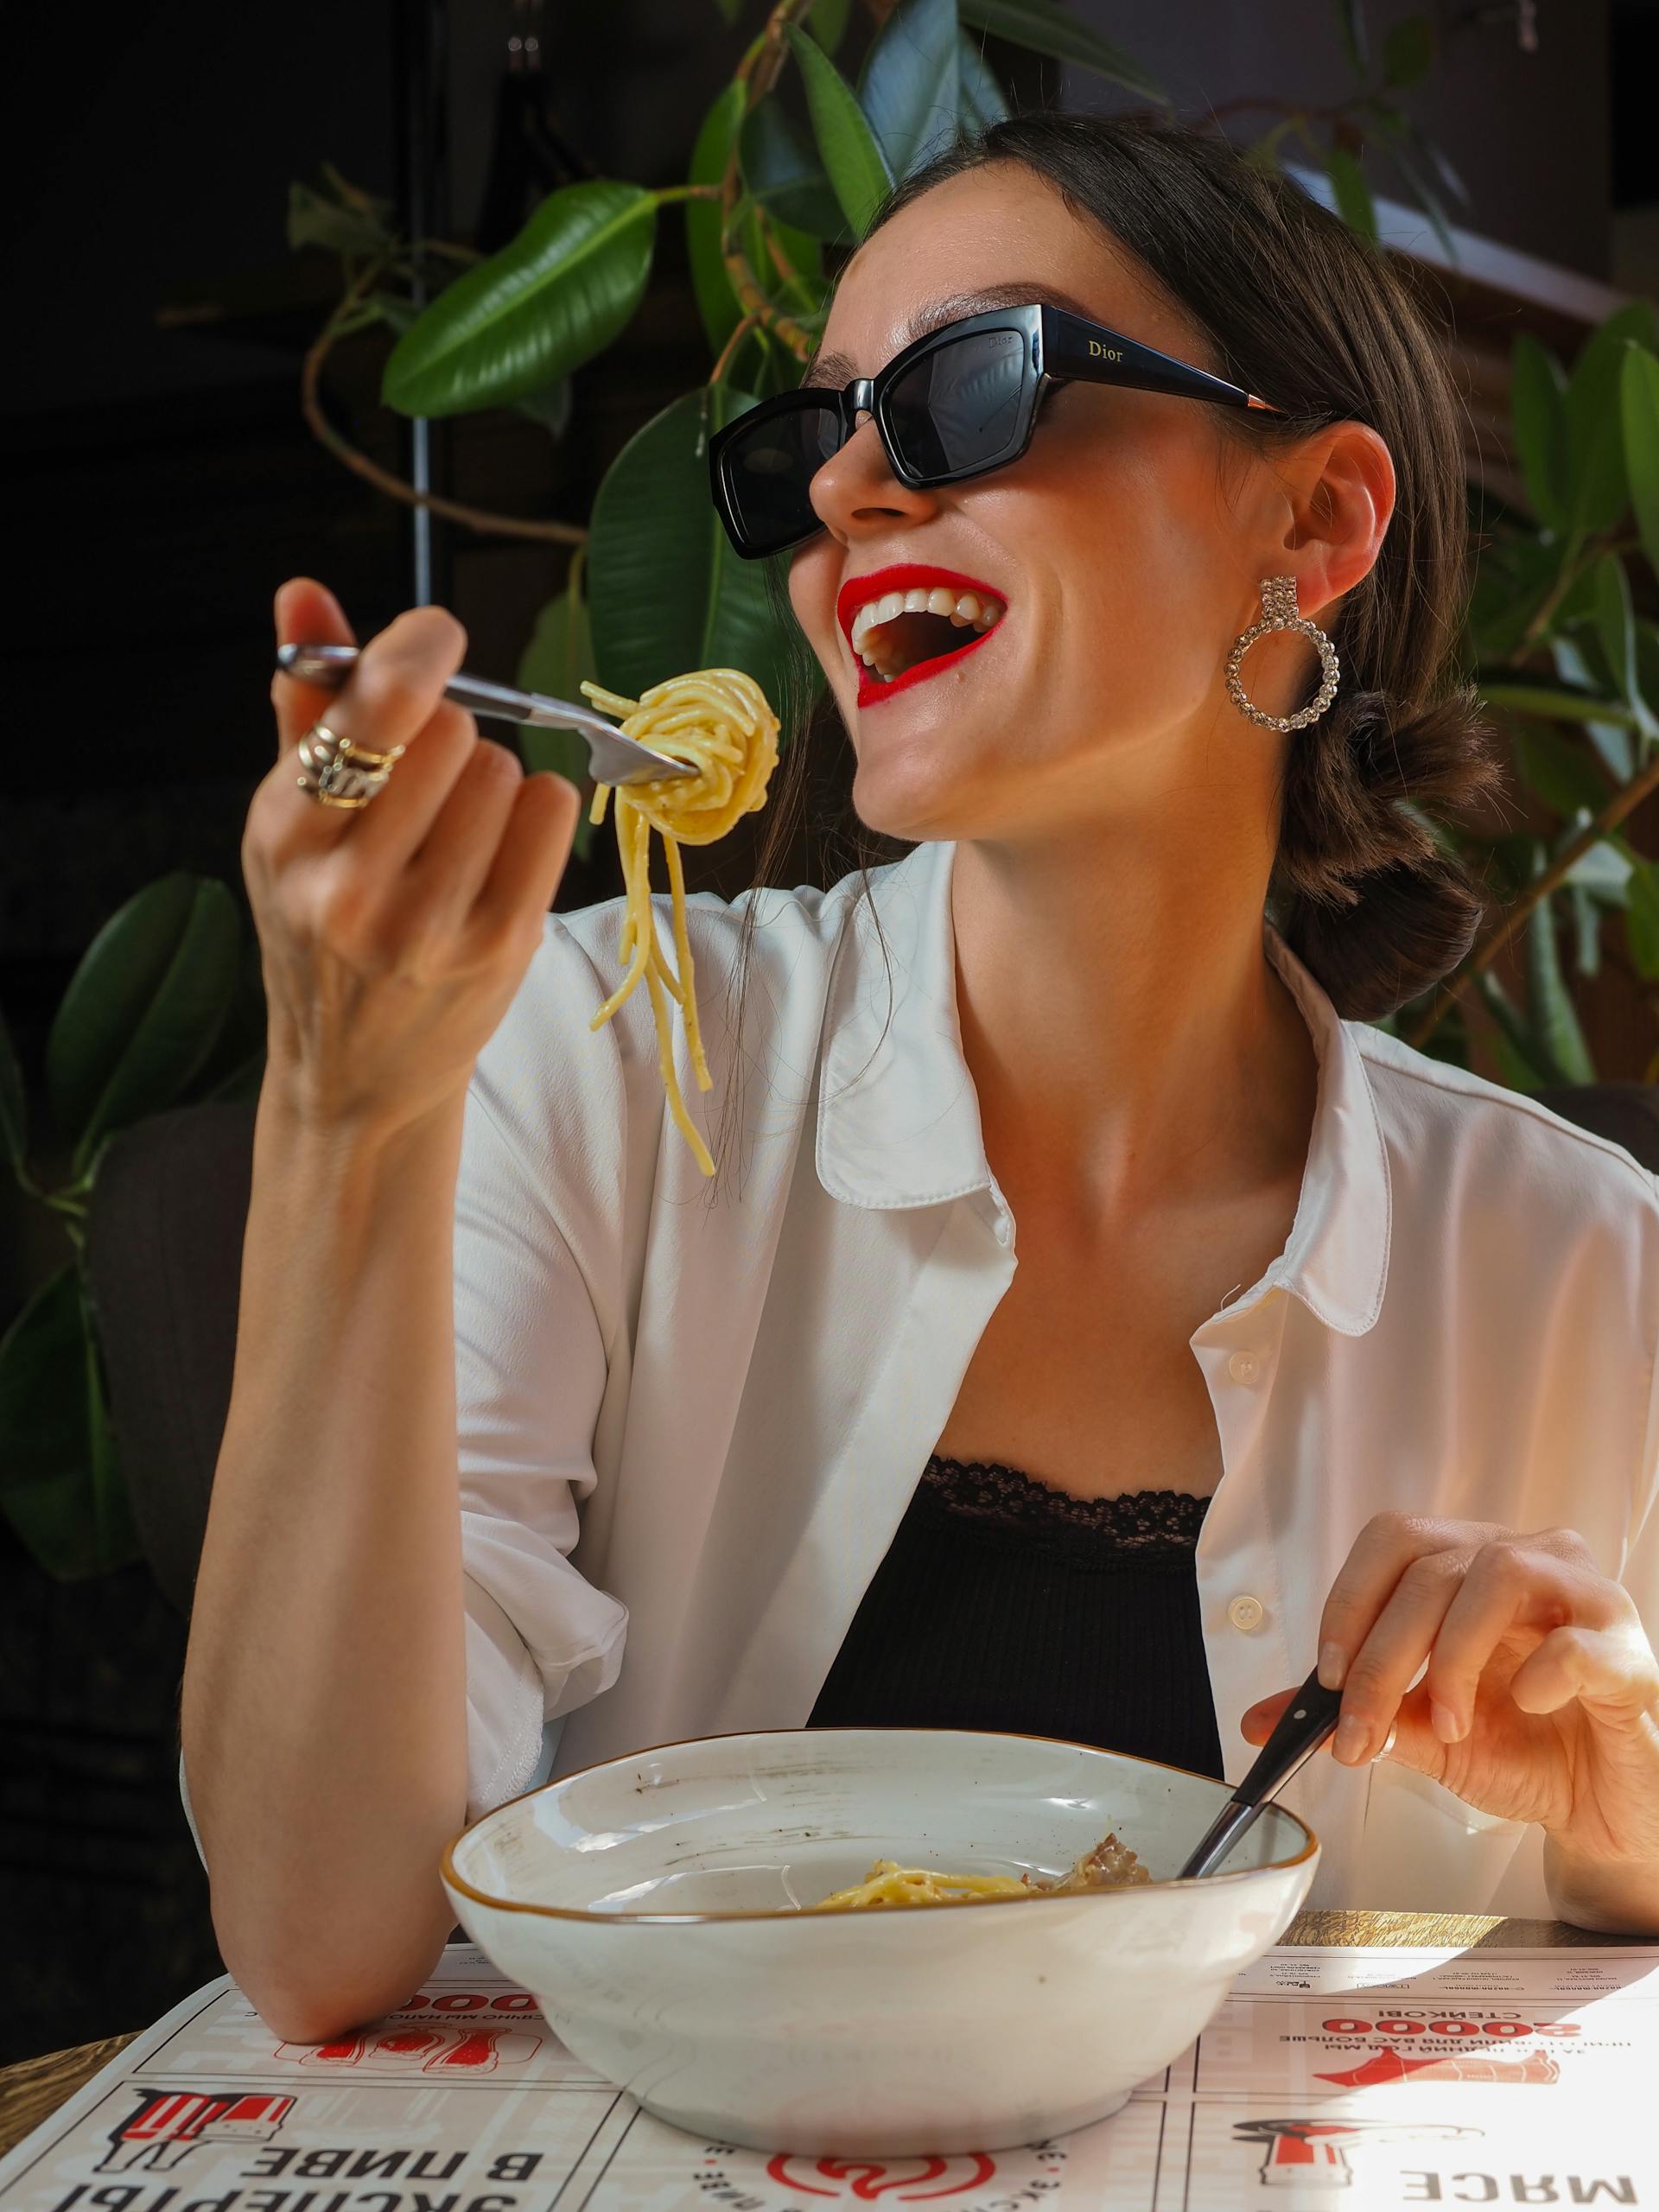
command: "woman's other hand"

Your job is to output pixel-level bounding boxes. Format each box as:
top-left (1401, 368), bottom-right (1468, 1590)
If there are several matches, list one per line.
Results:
top-left (1242, 1511), bottom-right (1659, 1932)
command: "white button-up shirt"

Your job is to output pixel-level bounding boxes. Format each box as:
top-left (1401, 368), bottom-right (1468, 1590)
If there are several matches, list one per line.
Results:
top-left (436, 832), bottom-right (1659, 1914)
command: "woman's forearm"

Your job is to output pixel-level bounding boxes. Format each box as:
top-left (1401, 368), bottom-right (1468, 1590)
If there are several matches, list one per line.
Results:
top-left (181, 1086), bottom-right (474, 2042)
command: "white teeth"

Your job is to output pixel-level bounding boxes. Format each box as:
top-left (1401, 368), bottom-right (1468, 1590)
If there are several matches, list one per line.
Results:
top-left (848, 582), bottom-right (1007, 659)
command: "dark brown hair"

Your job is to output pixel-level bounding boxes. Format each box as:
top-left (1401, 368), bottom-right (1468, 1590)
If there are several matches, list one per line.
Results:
top-left (708, 109), bottom-right (1502, 1198)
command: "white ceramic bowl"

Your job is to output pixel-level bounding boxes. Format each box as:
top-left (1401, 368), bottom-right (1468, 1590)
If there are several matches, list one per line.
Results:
top-left (442, 1727), bottom-right (1317, 2158)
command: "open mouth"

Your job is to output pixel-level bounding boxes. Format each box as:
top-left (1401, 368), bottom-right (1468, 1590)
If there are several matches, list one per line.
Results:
top-left (839, 569), bottom-right (1009, 708)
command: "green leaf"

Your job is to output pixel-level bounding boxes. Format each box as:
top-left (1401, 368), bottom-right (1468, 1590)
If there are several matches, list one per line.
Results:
top-left (957, 0), bottom-right (1166, 99)
top-left (1564, 837), bottom-right (1631, 905)
top-left (957, 29), bottom-right (1011, 129)
top-left (1622, 343), bottom-right (1659, 581)
top-left (1593, 553), bottom-right (1640, 710)
top-left (1564, 302), bottom-right (1659, 541)
top-left (1476, 971), bottom-right (1555, 1094)
top-left (512, 377), bottom-right (574, 436)
top-left (518, 588), bottom-right (601, 864)
top-left (711, 0), bottom-right (743, 21)
top-left (1629, 860), bottom-right (1659, 979)
top-left (808, 0), bottom-right (854, 52)
top-left (382, 181), bottom-right (657, 417)
top-left (1325, 145), bottom-right (1378, 245)
top-left (1382, 12), bottom-right (1433, 86)
top-left (858, 0), bottom-right (963, 186)
top-left (1508, 723), bottom-right (1613, 819)
top-left (45, 875), bottom-right (243, 1184)
top-left (0, 1265), bottom-right (139, 1580)
top-left (0, 1001), bottom-right (25, 1176)
top-left (1477, 679), bottom-right (1639, 730)
top-left (785, 24), bottom-right (895, 239)
top-left (586, 383), bottom-right (818, 726)
top-left (1509, 335), bottom-right (1569, 532)
top-left (740, 99), bottom-right (849, 238)
top-left (1550, 635), bottom-right (1635, 779)
top-left (688, 84), bottom-right (749, 358)
top-left (1568, 881), bottom-right (1602, 976)
top-left (1376, 133), bottom-right (1455, 261)
top-left (1525, 892), bottom-right (1595, 1083)
top-left (286, 179), bottom-right (391, 259)
top-left (1333, 0), bottom-right (1369, 76)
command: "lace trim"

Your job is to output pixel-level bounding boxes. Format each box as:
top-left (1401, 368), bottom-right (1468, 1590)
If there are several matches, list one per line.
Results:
top-left (919, 1454), bottom-right (1211, 1549)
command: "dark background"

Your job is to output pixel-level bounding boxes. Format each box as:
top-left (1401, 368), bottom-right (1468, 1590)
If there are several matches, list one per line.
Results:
top-left (3, 0), bottom-right (1656, 2062)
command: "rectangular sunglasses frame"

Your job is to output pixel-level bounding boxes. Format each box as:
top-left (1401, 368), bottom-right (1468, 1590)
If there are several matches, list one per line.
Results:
top-left (708, 300), bottom-right (1282, 560)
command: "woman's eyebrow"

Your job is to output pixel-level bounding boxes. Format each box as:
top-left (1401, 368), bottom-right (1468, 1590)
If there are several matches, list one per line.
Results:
top-left (799, 283), bottom-right (1102, 391)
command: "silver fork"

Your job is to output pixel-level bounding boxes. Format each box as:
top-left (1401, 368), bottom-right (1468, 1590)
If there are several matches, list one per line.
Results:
top-left (275, 641), bottom-right (696, 785)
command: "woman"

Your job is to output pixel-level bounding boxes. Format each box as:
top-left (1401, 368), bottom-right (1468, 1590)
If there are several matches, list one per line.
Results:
top-left (181, 113), bottom-right (1659, 2043)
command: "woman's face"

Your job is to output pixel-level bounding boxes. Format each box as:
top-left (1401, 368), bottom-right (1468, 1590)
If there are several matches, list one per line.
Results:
top-left (786, 161), bottom-right (1301, 849)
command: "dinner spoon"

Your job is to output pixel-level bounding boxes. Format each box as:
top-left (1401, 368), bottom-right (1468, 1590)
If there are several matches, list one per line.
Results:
top-left (274, 641), bottom-right (697, 786)
top-left (1177, 1667), bottom-right (1345, 1880)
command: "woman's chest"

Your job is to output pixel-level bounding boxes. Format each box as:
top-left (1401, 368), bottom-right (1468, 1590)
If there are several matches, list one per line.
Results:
top-left (931, 1186), bottom-right (1303, 1504)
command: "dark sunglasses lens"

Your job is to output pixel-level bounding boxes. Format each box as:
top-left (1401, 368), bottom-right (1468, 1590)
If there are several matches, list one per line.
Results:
top-left (721, 397), bottom-right (843, 553)
top-left (884, 328), bottom-right (1029, 477)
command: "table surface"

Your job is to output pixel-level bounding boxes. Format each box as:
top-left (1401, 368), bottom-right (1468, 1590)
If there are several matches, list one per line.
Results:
top-left (0, 1911), bottom-right (1649, 2159)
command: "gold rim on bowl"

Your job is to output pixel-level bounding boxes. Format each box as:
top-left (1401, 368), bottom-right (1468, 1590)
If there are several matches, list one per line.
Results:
top-left (440, 1725), bottom-right (1319, 1926)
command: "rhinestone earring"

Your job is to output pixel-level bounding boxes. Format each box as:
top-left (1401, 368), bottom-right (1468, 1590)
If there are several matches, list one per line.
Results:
top-left (1225, 575), bottom-right (1340, 733)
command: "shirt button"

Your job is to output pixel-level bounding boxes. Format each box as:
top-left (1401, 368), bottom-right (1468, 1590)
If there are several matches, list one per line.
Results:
top-left (1227, 1593), bottom-right (1266, 1634)
top-left (1227, 1350), bottom-right (1264, 1386)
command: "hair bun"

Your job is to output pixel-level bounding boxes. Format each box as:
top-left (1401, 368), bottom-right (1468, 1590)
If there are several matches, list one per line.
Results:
top-left (1273, 687), bottom-right (1504, 1022)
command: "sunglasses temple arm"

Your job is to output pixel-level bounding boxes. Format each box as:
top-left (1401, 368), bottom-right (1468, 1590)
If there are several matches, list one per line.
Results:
top-left (1039, 308), bottom-right (1281, 415)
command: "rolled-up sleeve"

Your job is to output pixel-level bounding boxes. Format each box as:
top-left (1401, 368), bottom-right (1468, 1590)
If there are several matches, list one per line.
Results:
top-left (454, 917), bottom-right (633, 1821)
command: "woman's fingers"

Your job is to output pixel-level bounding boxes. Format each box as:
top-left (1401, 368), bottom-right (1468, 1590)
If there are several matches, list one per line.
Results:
top-left (1506, 1611), bottom-right (1656, 1722)
top-left (1329, 1543), bottom-right (1471, 1764)
top-left (1422, 1537), bottom-right (1621, 1744)
top-left (270, 577), bottom-right (358, 754)
top-left (1316, 1513), bottom-right (1502, 1691)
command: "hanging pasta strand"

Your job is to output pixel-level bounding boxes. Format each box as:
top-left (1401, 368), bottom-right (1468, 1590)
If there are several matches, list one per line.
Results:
top-left (578, 667), bottom-right (781, 1178)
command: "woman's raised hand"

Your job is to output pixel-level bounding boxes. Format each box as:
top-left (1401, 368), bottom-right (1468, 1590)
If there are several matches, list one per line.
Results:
top-left (247, 576), bottom-right (582, 1145)
top-left (1243, 1511), bottom-right (1659, 1932)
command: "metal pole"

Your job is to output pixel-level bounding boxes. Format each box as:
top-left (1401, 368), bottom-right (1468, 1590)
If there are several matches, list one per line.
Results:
top-left (392, 0), bottom-right (452, 607)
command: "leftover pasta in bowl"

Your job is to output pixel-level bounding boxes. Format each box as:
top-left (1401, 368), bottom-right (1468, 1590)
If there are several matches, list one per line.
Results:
top-left (441, 1726), bottom-right (1318, 2158)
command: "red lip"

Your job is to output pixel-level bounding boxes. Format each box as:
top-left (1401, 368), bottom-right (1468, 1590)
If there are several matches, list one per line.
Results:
top-left (836, 563), bottom-right (1008, 648)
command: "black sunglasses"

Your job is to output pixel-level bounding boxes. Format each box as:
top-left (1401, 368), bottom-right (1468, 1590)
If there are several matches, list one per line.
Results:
top-left (707, 302), bottom-right (1282, 561)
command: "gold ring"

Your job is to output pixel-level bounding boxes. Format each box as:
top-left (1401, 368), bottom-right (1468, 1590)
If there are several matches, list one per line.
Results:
top-left (296, 721), bottom-right (407, 810)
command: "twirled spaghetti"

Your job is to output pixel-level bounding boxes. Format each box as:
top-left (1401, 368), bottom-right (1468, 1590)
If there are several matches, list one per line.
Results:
top-left (804, 1831), bottom-right (1149, 1911)
top-left (577, 667), bottom-right (780, 1178)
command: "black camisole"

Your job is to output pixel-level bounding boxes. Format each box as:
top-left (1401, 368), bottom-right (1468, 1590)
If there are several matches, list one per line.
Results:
top-left (806, 1453), bottom-right (1225, 1780)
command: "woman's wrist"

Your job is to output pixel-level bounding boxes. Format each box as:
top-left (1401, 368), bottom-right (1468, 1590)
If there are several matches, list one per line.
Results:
top-left (1543, 1832), bottom-right (1659, 1938)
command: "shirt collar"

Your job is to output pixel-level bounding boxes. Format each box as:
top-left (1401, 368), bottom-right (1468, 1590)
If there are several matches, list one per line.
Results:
top-left (815, 836), bottom-right (1391, 1337)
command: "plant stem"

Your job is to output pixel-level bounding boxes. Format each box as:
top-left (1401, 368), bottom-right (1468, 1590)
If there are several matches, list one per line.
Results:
top-left (301, 258), bottom-right (589, 546)
top-left (1404, 751), bottom-right (1659, 1048)
top-left (652, 182), bottom-right (722, 205)
top-left (709, 312), bottom-right (763, 387)
top-left (715, 0), bottom-right (829, 365)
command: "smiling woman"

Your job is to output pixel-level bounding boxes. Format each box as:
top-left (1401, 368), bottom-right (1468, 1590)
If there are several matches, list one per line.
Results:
top-left (717, 118), bottom-right (1506, 1167)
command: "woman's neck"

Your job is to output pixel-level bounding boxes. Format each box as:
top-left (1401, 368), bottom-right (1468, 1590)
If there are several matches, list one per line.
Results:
top-left (949, 831), bottom-right (1319, 1221)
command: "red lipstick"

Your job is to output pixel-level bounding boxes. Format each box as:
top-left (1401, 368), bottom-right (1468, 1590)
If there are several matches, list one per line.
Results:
top-left (836, 563), bottom-right (1009, 710)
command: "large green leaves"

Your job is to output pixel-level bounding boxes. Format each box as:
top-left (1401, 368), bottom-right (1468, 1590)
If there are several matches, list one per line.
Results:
top-left (1526, 893), bottom-right (1595, 1083)
top-left (958, 0), bottom-right (1165, 99)
top-left (688, 81), bottom-right (828, 359)
top-left (46, 874), bottom-right (243, 1184)
top-left (382, 181), bottom-right (657, 417)
top-left (785, 24), bottom-right (895, 240)
top-left (1624, 342), bottom-right (1659, 579)
top-left (585, 384), bottom-right (815, 721)
top-left (518, 585), bottom-right (601, 863)
top-left (957, 31), bottom-right (1012, 129)
top-left (859, 0), bottom-right (963, 186)
top-left (1562, 302), bottom-right (1659, 542)
top-left (1510, 334), bottom-right (1568, 533)
top-left (740, 99), bottom-right (849, 239)
top-left (0, 1265), bottom-right (137, 1580)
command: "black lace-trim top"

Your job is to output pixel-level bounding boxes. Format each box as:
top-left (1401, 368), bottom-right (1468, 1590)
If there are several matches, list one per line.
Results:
top-left (807, 1453), bottom-right (1225, 1780)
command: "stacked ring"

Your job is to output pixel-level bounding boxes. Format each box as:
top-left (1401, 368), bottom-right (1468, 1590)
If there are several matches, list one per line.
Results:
top-left (296, 721), bottom-right (408, 810)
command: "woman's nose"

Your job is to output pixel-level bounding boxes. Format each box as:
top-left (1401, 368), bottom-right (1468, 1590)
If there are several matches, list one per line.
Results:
top-left (808, 410), bottom-right (942, 540)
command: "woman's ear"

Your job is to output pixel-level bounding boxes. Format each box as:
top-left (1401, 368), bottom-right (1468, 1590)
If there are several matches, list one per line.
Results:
top-left (1280, 421), bottom-right (1396, 626)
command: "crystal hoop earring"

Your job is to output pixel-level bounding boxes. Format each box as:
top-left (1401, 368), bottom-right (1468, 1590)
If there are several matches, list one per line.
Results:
top-left (1225, 575), bottom-right (1340, 733)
